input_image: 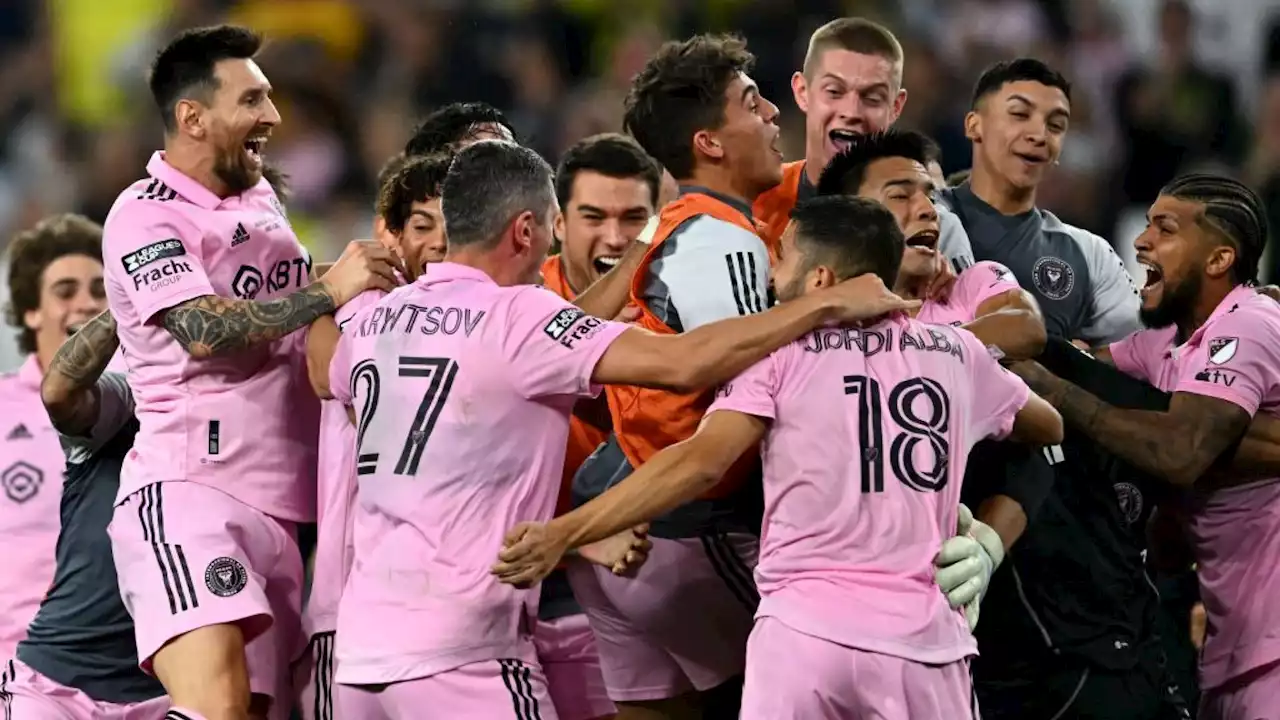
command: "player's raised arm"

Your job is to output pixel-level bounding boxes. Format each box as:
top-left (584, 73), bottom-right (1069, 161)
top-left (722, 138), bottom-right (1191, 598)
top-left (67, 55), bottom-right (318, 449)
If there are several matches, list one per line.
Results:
top-left (40, 309), bottom-right (121, 438)
top-left (590, 273), bottom-right (918, 392)
top-left (159, 240), bottom-right (401, 359)
top-left (960, 265), bottom-right (1047, 360)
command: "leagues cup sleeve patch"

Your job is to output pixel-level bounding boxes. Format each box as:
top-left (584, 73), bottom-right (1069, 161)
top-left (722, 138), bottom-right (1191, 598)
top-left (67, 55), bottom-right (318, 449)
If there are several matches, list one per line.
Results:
top-left (205, 556), bottom-right (249, 597)
top-left (122, 239), bottom-right (186, 274)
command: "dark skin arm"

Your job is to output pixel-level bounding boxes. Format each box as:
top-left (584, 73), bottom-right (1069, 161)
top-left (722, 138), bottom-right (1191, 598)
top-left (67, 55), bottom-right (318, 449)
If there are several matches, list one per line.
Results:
top-left (161, 284), bottom-right (339, 360)
top-left (961, 288), bottom-right (1047, 361)
top-left (978, 496), bottom-right (1029, 553)
top-left (40, 309), bottom-right (120, 437)
top-left (1010, 360), bottom-right (1250, 487)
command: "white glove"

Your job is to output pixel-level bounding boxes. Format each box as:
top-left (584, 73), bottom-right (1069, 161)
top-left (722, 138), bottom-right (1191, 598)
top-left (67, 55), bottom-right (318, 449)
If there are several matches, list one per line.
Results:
top-left (934, 504), bottom-right (1005, 630)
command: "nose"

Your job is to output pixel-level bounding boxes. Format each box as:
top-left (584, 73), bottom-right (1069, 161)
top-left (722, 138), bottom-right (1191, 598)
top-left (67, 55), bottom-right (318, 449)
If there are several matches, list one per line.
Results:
top-left (1022, 116), bottom-right (1048, 146)
top-left (914, 194), bottom-right (939, 223)
top-left (1133, 226), bottom-right (1155, 254)
top-left (761, 95), bottom-right (781, 125)
top-left (602, 221), bottom-right (630, 252)
top-left (78, 287), bottom-right (107, 315)
top-left (261, 97), bottom-right (282, 126)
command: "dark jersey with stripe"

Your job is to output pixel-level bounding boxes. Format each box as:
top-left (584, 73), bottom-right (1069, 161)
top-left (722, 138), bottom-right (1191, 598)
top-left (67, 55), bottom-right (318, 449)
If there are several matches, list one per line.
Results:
top-left (18, 405), bottom-right (163, 703)
top-left (967, 339), bottom-right (1173, 674)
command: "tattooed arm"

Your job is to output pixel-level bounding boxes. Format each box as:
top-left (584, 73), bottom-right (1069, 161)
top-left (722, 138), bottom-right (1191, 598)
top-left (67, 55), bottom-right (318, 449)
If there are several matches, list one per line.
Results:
top-left (161, 284), bottom-right (339, 359)
top-left (1010, 360), bottom-right (1250, 486)
top-left (41, 310), bottom-right (121, 437)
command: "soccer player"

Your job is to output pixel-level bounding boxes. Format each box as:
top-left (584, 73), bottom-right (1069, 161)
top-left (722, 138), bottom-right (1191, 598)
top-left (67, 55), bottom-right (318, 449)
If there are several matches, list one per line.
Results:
top-left (1, 308), bottom-right (170, 717)
top-left (403, 101), bottom-right (516, 158)
top-left (101, 26), bottom-right (402, 720)
top-left (0, 214), bottom-right (108, 659)
top-left (324, 140), bottom-right (916, 719)
top-left (568, 34), bottom-right (785, 717)
top-left (493, 194), bottom-right (1064, 719)
top-left (752, 17), bottom-right (976, 271)
top-left (539, 132), bottom-right (663, 720)
top-left (1010, 175), bottom-right (1280, 718)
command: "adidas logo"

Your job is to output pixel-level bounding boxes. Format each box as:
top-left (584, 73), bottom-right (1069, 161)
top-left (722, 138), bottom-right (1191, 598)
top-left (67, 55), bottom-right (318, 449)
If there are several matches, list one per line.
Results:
top-left (231, 223), bottom-right (251, 247)
top-left (6, 424), bottom-right (31, 441)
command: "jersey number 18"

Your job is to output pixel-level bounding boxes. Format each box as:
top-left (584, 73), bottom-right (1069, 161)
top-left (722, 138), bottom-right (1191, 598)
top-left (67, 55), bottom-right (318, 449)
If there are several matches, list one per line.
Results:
top-left (844, 375), bottom-right (951, 494)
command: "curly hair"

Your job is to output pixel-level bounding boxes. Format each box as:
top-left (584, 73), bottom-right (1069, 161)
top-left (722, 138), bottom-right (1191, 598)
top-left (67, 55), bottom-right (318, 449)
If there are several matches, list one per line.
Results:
top-left (404, 102), bottom-right (515, 157)
top-left (376, 152), bottom-right (455, 236)
top-left (816, 130), bottom-right (932, 197)
top-left (5, 214), bottom-right (104, 354)
top-left (623, 34), bottom-right (754, 180)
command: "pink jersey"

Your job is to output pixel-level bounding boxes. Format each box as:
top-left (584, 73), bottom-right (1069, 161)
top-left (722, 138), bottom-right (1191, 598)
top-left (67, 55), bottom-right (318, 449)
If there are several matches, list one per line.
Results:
top-left (916, 261), bottom-right (1021, 327)
top-left (0, 355), bottom-right (64, 657)
top-left (328, 262), bottom-right (629, 684)
top-left (1110, 284), bottom-right (1280, 689)
top-left (101, 152), bottom-right (320, 521)
top-left (306, 289), bottom-right (385, 638)
top-left (707, 314), bottom-right (1030, 663)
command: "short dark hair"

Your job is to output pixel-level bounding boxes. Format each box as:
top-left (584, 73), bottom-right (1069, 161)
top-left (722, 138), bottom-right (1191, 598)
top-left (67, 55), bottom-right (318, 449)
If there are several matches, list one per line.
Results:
top-left (555, 133), bottom-right (663, 209)
top-left (404, 102), bottom-right (515, 157)
top-left (623, 34), bottom-right (754, 180)
top-left (376, 153), bottom-right (409, 192)
top-left (803, 18), bottom-right (903, 82)
top-left (816, 130), bottom-right (932, 197)
top-left (971, 57), bottom-right (1072, 108)
top-left (1161, 173), bottom-right (1269, 285)
top-left (5, 214), bottom-right (104, 354)
top-left (441, 141), bottom-right (555, 249)
top-left (149, 25), bottom-right (263, 132)
top-left (377, 152), bottom-right (454, 235)
top-left (789, 195), bottom-right (904, 288)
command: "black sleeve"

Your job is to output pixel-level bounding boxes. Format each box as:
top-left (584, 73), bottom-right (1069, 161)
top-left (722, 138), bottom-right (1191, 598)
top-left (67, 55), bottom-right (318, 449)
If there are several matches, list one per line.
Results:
top-left (1037, 337), bottom-right (1171, 411)
top-left (962, 440), bottom-right (1056, 525)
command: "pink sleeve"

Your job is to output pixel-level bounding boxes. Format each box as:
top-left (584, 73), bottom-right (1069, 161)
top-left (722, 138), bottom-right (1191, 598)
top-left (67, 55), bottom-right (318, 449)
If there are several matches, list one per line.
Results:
top-left (959, 261), bottom-right (1023, 316)
top-left (1109, 330), bottom-right (1153, 382)
top-left (706, 350), bottom-right (781, 421)
top-left (1174, 310), bottom-right (1280, 415)
top-left (328, 331), bottom-right (356, 406)
top-left (961, 329), bottom-right (1031, 440)
top-left (502, 286), bottom-right (631, 400)
top-left (103, 203), bottom-right (215, 325)
top-left (335, 289), bottom-right (384, 331)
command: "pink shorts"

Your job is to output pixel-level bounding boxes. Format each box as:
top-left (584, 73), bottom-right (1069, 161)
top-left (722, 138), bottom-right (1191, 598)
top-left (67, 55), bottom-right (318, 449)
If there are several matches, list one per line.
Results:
top-left (533, 614), bottom-right (615, 720)
top-left (0, 658), bottom-right (170, 720)
top-left (741, 617), bottom-right (977, 720)
top-left (1199, 658), bottom-right (1280, 720)
top-left (295, 632), bottom-right (336, 720)
top-left (567, 533), bottom-right (757, 702)
top-left (336, 659), bottom-right (558, 719)
top-left (108, 482), bottom-right (305, 706)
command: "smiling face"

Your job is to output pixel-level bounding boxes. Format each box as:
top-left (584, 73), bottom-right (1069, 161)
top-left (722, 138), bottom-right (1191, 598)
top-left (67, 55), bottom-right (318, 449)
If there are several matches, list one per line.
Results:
top-left (201, 58), bottom-right (281, 194)
top-left (25, 254), bottom-right (107, 358)
top-left (794, 48), bottom-right (906, 171)
top-left (710, 73), bottom-right (784, 194)
top-left (555, 171), bottom-right (655, 291)
top-left (966, 79), bottom-right (1070, 192)
top-left (855, 156), bottom-right (940, 281)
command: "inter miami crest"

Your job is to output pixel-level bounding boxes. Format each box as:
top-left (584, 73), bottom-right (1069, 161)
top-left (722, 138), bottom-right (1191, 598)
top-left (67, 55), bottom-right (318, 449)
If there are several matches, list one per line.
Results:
top-left (1208, 337), bottom-right (1239, 365)
top-left (1032, 256), bottom-right (1076, 300)
top-left (1113, 482), bottom-right (1144, 525)
top-left (205, 556), bottom-right (248, 597)
top-left (2, 461), bottom-right (42, 504)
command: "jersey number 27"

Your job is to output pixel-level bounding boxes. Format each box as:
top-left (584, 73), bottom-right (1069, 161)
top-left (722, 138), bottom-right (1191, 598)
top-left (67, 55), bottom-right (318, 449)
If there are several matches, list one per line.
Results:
top-left (350, 356), bottom-right (459, 476)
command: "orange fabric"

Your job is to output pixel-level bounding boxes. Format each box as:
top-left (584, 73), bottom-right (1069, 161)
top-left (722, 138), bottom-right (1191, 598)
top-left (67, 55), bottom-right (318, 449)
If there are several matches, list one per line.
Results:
top-left (605, 192), bottom-right (763, 499)
top-left (751, 161), bottom-right (806, 265)
top-left (541, 255), bottom-right (610, 515)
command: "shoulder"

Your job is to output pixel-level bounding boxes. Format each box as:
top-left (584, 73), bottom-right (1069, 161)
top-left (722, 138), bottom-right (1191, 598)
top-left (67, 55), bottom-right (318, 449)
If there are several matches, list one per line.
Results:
top-left (0, 370), bottom-right (20, 393)
top-left (755, 161), bottom-right (804, 203)
top-left (668, 215), bottom-right (765, 253)
top-left (103, 180), bottom-right (201, 242)
top-left (1216, 294), bottom-right (1280, 339)
top-left (1040, 212), bottom-right (1115, 260)
top-left (336, 288), bottom-right (388, 327)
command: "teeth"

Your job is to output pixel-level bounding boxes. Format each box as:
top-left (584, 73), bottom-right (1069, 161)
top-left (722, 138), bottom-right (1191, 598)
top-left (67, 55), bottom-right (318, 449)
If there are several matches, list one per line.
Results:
top-left (596, 257), bottom-right (620, 267)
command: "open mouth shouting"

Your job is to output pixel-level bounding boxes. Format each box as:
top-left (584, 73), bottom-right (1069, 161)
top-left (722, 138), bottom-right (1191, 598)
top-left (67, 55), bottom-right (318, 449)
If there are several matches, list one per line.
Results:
top-left (906, 228), bottom-right (940, 250)
top-left (243, 133), bottom-right (269, 167)
top-left (592, 256), bottom-right (621, 276)
top-left (830, 129), bottom-right (860, 153)
top-left (1139, 259), bottom-right (1163, 300)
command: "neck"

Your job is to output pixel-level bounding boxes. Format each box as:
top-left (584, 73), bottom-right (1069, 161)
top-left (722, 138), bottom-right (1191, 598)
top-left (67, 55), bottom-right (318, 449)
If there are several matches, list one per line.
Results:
top-left (164, 138), bottom-right (232, 198)
top-left (447, 247), bottom-right (523, 287)
top-left (893, 273), bottom-right (932, 317)
top-left (560, 255), bottom-right (589, 297)
top-left (1178, 283), bottom-right (1237, 340)
top-left (804, 140), bottom-right (826, 186)
top-left (968, 162), bottom-right (1036, 215)
top-left (35, 344), bottom-right (56, 378)
top-left (683, 165), bottom-right (760, 205)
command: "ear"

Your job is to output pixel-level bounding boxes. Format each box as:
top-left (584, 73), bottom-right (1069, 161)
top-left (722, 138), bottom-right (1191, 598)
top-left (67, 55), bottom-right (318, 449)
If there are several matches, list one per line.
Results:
top-left (791, 71), bottom-right (809, 113)
top-left (554, 209), bottom-right (566, 243)
top-left (692, 129), bottom-right (725, 161)
top-left (964, 110), bottom-right (981, 143)
top-left (511, 210), bottom-right (537, 255)
top-left (176, 99), bottom-right (206, 140)
top-left (1205, 244), bottom-right (1238, 280)
top-left (23, 307), bottom-right (41, 333)
top-left (810, 264), bottom-right (839, 291)
top-left (890, 88), bottom-right (908, 124)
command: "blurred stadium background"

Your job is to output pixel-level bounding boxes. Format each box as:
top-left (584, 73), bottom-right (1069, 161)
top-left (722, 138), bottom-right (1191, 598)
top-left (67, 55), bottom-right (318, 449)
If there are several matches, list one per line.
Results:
top-left (2, 0), bottom-right (1280, 369)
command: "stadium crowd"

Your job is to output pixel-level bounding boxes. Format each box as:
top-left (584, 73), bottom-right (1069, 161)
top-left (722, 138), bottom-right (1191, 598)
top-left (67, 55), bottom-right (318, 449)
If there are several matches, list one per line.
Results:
top-left (3, 1), bottom-right (1280, 719)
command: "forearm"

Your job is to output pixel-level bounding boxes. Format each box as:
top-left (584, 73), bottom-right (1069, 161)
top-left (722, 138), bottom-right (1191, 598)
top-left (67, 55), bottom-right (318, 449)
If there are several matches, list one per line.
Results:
top-left (1011, 361), bottom-right (1221, 485)
top-left (572, 241), bottom-right (645, 319)
top-left (976, 495), bottom-right (1028, 552)
top-left (553, 441), bottom-right (722, 549)
top-left (671, 294), bottom-right (832, 390)
top-left (961, 309), bottom-right (1046, 360)
top-left (41, 310), bottom-right (119, 436)
top-left (162, 283), bottom-right (337, 358)
top-left (306, 314), bottom-right (341, 399)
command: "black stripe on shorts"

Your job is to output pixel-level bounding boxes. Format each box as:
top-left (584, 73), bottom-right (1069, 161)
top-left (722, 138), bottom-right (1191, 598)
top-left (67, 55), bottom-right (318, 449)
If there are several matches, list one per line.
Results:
top-left (499, 659), bottom-right (543, 719)
top-left (700, 534), bottom-right (760, 611)
top-left (137, 484), bottom-right (200, 614)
